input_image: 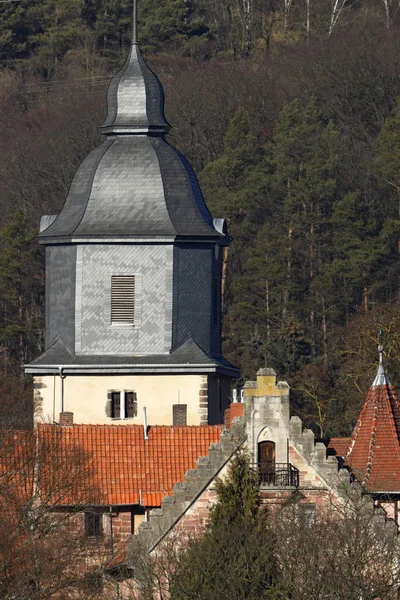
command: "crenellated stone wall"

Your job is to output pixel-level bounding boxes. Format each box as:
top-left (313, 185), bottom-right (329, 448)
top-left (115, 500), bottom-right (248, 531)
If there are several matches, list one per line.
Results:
top-left (134, 430), bottom-right (238, 552)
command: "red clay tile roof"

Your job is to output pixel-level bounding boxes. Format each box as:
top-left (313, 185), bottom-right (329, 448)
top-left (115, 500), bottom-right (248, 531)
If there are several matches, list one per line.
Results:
top-left (224, 403), bottom-right (244, 428)
top-left (345, 383), bottom-right (400, 493)
top-left (36, 424), bottom-right (223, 506)
top-left (0, 430), bottom-right (36, 510)
top-left (327, 437), bottom-right (351, 457)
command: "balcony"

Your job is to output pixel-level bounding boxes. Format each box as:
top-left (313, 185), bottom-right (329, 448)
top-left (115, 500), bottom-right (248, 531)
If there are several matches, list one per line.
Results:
top-left (255, 462), bottom-right (299, 488)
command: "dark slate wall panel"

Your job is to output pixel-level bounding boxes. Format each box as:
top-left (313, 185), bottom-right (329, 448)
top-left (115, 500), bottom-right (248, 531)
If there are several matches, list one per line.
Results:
top-left (207, 375), bottom-right (231, 425)
top-left (211, 244), bottom-right (223, 357)
top-left (46, 245), bottom-right (76, 352)
top-left (173, 244), bottom-right (221, 356)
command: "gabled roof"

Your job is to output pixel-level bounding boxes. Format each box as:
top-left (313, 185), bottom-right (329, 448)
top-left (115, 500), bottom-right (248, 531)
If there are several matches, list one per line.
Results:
top-left (2, 424), bottom-right (223, 508)
top-left (345, 350), bottom-right (400, 493)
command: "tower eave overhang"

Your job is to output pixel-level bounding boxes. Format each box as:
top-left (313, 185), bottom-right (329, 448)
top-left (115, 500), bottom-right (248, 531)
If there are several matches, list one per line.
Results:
top-left (100, 126), bottom-right (170, 135)
top-left (38, 233), bottom-right (229, 245)
top-left (25, 364), bottom-right (240, 378)
top-left (25, 338), bottom-right (240, 379)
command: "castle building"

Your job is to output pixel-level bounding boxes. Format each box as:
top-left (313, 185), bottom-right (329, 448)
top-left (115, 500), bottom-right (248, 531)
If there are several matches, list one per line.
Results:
top-left (130, 350), bottom-right (400, 564)
top-left (25, 41), bottom-right (239, 426)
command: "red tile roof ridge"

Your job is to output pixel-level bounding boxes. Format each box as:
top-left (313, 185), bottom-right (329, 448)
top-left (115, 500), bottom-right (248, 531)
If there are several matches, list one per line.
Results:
top-left (362, 402), bottom-right (379, 486)
top-left (38, 423), bottom-right (224, 430)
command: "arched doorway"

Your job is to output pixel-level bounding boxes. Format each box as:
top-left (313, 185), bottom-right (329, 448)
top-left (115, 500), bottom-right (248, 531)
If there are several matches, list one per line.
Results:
top-left (258, 441), bottom-right (275, 485)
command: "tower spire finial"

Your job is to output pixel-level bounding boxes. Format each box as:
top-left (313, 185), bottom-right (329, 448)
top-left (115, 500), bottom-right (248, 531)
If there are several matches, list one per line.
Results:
top-left (133, 0), bottom-right (138, 44)
top-left (372, 338), bottom-right (390, 387)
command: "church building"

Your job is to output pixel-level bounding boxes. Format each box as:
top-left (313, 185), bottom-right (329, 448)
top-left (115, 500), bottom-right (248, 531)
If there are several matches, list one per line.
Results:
top-left (25, 40), bottom-right (239, 427)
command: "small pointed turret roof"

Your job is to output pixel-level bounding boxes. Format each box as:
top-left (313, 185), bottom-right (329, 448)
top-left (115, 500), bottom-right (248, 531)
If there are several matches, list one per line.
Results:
top-left (100, 43), bottom-right (170, 136)
top-left (345, 346), bottom-right (400, 493)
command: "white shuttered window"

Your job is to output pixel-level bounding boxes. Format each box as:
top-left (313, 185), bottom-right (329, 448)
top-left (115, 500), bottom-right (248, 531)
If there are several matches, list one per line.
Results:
top-left (111, 275), bottom-right (135, 324)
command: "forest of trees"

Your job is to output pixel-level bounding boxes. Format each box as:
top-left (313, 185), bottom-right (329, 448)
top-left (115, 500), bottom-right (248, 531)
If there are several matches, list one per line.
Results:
top-left (1, 0), bottom-right (400, 434)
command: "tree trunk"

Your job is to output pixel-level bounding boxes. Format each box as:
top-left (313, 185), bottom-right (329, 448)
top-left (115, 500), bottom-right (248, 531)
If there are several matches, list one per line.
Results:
top-left (310, 222), bottom-right (315, 356)
top-left (363, 281), bottom-right (369, 314)
top-left (321, 296), bottom-right (328, 368)
top-left (243, 0), bottom-right (252, 55)
top-left (265, 278), bottom-right (271, 340)
top-left (283, 0), bottom-right (293, 40)
top-left (382, 0), bottom-right (390, 28)
top-left (282, 227), bottom-right (293, 323)
top-left (306, 0), bottom-right (310, 41)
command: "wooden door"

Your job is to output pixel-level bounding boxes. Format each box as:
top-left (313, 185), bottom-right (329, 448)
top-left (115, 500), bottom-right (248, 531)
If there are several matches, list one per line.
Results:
top-left (259, 441), bottom-right (275, 464)
top-left (258, 441), bottom-right (276, 485)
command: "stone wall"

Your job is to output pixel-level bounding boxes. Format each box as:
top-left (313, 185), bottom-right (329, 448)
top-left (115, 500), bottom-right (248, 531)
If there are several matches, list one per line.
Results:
top-left (133, 430), bottom-right (237, 553)
top-left (244, 368), bottom-right (290, 463)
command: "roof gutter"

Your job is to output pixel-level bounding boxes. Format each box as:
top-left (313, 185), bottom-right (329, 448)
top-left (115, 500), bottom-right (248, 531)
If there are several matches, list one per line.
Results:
top-left (25, 363), bottom-right (240, 377)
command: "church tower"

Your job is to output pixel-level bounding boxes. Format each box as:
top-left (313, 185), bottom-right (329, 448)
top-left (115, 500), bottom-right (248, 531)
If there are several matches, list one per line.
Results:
top-left (25, 36), bottom-right (239, 426)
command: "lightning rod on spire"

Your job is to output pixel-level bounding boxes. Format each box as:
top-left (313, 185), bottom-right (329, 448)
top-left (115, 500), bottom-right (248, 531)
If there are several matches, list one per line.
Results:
top-left (133, 0), bottom-right (138, 43)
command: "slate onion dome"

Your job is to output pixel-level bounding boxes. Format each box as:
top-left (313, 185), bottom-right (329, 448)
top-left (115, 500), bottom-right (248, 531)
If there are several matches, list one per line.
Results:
top-left (39, 42), bottom-right (227, 243)
top-left (100, 42), bottom-right (170, 135)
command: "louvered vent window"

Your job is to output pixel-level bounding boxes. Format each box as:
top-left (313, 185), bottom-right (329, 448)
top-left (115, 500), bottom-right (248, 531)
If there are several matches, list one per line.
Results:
top-left (111, 275), bottom-right (135, 324)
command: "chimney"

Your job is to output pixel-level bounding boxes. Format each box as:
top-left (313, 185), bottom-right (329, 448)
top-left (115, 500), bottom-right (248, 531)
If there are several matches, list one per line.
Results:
top-left (59, 412), bottom-right (74, 426)
top-left (173, 404), bottom-right (187, 426)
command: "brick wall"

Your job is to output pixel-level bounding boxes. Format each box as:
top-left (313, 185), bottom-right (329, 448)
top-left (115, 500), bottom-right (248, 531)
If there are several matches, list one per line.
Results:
top-left (173, 404), bottom-right (187, 426)
top-left (111, 511), bottom-right (133, 540)
top-left (199, 376), bottom-right (208, 425)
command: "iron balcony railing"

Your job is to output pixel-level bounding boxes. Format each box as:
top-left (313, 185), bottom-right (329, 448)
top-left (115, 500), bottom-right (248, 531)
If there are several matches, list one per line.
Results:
top-left (255, 462), bottom-right (300, 488)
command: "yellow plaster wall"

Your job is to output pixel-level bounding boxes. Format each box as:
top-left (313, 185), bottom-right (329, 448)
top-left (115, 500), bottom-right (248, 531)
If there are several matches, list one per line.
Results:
top-left (34, 374), bottom-right (205, 426)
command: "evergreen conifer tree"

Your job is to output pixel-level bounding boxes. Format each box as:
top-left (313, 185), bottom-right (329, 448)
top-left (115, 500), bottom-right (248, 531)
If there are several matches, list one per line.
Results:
top-left (170, 451), bottom-right (282, 600)
top-left (0, 211), bottom-right (43, 372)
